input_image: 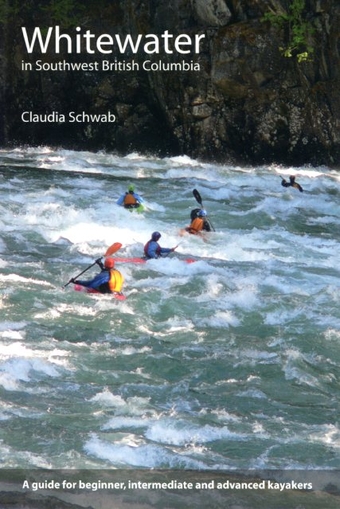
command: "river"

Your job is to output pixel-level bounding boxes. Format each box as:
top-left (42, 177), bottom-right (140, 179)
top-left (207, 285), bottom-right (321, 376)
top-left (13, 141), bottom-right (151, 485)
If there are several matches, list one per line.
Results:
top-left (0, 146), bottom-right (339, 475)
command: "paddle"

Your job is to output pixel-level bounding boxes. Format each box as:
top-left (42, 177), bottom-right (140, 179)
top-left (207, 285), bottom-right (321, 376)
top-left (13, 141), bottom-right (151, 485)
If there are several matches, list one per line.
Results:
top-left (63, 242), bottom-right (122, 288)
top-left (192, 189), bottom-right (215, 232)
top-left (193, 188), bottom-right (203, 207)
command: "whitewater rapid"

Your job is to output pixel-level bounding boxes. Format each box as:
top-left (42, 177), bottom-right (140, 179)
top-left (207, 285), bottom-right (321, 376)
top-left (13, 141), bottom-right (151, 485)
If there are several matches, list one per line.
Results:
top-left (0, 147), bottom-right (340, 471)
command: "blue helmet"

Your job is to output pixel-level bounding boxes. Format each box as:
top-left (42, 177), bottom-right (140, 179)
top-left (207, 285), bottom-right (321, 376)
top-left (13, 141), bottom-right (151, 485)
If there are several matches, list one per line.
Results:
top-left (198, 209), bottom-right (207, 217)
top-left (151, 231), bottom-right (161, 241)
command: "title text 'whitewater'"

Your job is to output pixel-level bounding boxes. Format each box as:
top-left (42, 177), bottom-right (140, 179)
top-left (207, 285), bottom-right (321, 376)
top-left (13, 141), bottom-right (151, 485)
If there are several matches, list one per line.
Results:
top-left (21, 26), bottom-right (205, 55)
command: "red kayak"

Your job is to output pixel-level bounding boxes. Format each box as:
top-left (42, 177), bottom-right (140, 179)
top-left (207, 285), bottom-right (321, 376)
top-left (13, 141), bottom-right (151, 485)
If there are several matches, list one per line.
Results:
top-left (73, 284), bottom-right (126, 300)
top-left (113, 257), bottom-right (196, 264)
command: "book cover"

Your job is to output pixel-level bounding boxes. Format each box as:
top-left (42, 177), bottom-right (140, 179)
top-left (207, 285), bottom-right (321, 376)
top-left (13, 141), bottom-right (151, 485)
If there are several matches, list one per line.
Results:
top-left (0, 2), bottom-right (339, 508)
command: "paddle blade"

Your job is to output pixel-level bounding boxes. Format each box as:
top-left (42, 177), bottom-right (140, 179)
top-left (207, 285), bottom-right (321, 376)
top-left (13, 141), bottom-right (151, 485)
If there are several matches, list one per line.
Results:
top-left (105, 242), bottom-right (122, 256)
top-left (193, 189), bottom-right (203, 206)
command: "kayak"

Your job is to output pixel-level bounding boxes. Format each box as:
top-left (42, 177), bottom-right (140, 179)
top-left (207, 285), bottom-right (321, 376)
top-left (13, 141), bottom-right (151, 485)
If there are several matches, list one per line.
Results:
top-left (73, 284), bottom-right (126, 300)
top-left (113, 257), bottom-right (196, 264)
top-left (125, 204), bottom-right (145, 213)
top-left (179, 229), bottom-right (208, 242)
top-left (114, 257), bottom-right (146, 264)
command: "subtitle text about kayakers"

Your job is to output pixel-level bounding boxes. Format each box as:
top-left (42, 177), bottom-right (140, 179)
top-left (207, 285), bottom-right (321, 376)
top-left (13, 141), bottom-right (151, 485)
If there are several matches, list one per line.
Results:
top-left (21, 478), bottom-right (313, 493)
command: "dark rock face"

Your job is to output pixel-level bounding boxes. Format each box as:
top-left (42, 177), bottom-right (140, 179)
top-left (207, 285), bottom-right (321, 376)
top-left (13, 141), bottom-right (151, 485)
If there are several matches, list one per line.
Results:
top-left (1, 0), bottom-right (340, 165)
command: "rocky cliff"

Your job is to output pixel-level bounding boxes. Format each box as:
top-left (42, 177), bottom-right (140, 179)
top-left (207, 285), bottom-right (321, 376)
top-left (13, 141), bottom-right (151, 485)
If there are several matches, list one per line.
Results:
top-left (1, 0), bottom-right (340, 166)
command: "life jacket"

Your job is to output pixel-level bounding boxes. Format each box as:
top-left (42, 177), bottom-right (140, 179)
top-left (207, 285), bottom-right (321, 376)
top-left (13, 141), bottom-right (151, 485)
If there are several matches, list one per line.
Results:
top-left (144, 240), bottom-right (161, 258)
top-left (123, 191), bottom-right (139, 207)
top-left (98, 269), bottom-right (124, 293)
top-left (187, 217), bottom-right (204, 234)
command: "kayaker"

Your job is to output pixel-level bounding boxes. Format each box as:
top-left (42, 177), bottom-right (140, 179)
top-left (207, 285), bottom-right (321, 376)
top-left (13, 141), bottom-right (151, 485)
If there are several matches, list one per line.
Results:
top-left (71, 257), bottom-right (124, 294)
top-left (281, 175), bottom-right (303, 192)
top-left (144, 232), bottom-right (177, 259)
top-left (117, 184), bottom-right (144, 209)
top-left (185, 209), bottom-right (209, 235)
top-left (189, 208), bottom-right (213, 232)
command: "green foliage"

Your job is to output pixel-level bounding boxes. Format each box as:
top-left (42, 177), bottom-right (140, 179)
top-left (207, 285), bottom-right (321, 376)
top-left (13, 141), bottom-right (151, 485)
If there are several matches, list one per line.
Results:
top-left (0, 0), bottom-right (85, 27)
top-left (0, 0), bottom-right (19, 23)
top-left (262, 0), bottom-right (314, 63)
top-left (41, 0), bottom-right (86, 27)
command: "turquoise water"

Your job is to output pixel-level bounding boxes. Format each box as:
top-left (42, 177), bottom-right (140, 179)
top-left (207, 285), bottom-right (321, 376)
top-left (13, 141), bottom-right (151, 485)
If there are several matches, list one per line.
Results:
top-left (0, 147), bottom-right (340, 470)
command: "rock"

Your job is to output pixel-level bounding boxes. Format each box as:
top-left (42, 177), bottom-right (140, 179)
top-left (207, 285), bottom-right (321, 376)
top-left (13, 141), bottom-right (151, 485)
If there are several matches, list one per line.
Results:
top-left (1, 0), bottom-right (340, 166)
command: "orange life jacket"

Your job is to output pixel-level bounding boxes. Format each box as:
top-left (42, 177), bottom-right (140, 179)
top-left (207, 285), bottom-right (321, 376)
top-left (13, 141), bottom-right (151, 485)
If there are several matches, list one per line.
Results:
top-left (187, 217), bottom-right (204, 234)
top-left (96, 269), bottom-right (124, 294)
top-left (108, 269), bottom-right (124, 293)
top-left (124, 192), bottom-right (138, 206)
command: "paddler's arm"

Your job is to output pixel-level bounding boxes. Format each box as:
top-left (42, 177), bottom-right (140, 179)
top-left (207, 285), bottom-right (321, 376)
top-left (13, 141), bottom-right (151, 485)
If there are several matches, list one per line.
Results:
top-left (159, 245), bottom-right (177, 257)
top-left (116, 194), bottom-right (125, 205)
top-left (134, 192), bottom-right (144, 203)
top-left (75, 271), bottom-right (109, 288)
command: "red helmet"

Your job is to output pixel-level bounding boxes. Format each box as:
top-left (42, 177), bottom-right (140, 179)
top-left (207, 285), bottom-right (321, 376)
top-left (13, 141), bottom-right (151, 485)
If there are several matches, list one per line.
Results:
top-left (104, 257), bottom-right (115, 269)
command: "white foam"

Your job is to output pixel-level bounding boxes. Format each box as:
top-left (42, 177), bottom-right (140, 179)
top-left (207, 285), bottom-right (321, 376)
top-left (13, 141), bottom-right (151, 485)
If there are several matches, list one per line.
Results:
top-left (0, 342), bottom-right (70, 391)
top-left (102, 416), bottom-right (149, 430)
top-left (0, 330), bottom-right (25, 340)
top-left (89, 391), bottom-right (152, 417)
top-left (0, 322), bottom-right (27, 332)
top-left (0, 357), bottom-right (60, 390)
top-left (145, 419), bottom-right (248, 446)
top-left (89, 390), bottom-right (126, 407)
top-left (34, 303), bottom-right (97, 320)
top-left (200, 310), bottom-right (240, 328)
top-left (0, 274), bottom-right (53, 286)
top-left (84, 433), bottom-right (210, 469)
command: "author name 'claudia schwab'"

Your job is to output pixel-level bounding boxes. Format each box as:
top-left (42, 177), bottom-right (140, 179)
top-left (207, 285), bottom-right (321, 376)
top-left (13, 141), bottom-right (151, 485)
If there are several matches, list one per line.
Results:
top-left (21, 111), bottom-right (116, 123)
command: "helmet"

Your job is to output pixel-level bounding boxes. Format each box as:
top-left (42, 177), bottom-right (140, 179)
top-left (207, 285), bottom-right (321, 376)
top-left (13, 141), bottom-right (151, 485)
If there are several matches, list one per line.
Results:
top-left (198, 209), bottom-right (207, 217)
top-left (151, 231), bottom-right (161, 241)
top-left (104, 257), bottom-right (115, 269)
top-left (128, 184), bottom-right (135, 192)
